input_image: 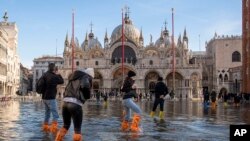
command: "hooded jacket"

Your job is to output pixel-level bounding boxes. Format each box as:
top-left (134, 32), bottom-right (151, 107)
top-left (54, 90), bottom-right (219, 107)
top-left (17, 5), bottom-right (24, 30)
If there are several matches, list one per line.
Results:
top-left (64, 70), bottom-right (92, 103)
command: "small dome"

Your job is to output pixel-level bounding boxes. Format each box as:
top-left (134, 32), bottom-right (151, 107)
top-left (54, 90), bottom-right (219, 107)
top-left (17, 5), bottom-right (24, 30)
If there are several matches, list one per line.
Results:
top-left (155, 36), bottom-right (171, 48)
top-left (81, 37), bottom-right (102, 50)
top-left (111, 24), bottom-right (140, 45)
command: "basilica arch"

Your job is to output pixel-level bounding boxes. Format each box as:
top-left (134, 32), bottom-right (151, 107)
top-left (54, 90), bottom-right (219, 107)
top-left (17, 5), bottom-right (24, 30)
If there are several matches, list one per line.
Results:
top-left (93, 71), bottom-right (103, 92)
top-left (112, 66), bottom-right (136, 91)
top-left (144, 71), bottom-right (160, 93)
top-left (190, 72), bottom-right (200, 98)
top-left (166, 72), bottom-right (184, 96)
top-left (219, 87), bottom-right (228, 99)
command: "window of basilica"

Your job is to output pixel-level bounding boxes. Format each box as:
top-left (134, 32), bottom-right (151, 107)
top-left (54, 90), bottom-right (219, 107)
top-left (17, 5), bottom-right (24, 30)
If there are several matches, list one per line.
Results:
top-left (111, 46), bottom-right (137, 65)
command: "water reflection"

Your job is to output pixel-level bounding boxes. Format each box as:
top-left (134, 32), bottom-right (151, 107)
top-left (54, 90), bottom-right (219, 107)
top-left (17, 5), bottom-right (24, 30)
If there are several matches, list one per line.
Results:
top-left (0, 100), bottom-right (249, 141)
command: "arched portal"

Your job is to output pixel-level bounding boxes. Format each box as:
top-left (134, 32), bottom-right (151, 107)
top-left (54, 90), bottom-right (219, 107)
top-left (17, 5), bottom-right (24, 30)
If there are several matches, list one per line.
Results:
top-left (219, 87), bottom-right (228, 99)
top-left (112, 67), bottom-right (133, 91)
top-left (93, 71), bottom-right (103, 92)
top-left (166, 72), bottom-right (183, 95)
top-left (145, 71), bottom-right (159, 93)
top-left (191, 73), bottom-right (200, 98)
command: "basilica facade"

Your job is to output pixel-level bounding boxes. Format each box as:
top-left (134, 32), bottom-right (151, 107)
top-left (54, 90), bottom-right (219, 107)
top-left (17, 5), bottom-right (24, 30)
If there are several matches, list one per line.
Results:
top-left (60, 11), bottom-right (202, 99)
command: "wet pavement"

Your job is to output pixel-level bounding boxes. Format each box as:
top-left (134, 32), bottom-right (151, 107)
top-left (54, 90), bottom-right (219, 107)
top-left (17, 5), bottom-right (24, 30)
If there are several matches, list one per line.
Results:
top-left (0, 98), bottom-right (250, 141)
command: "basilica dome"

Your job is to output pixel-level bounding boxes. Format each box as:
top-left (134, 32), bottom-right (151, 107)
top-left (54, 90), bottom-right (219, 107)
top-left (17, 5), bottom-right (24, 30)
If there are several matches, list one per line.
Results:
top-left (81, 32), bottom-right (102, 50)
top-left (155, 30), bottom-right (172, 48)
top-left (111, 23), bottom-right (140, 46)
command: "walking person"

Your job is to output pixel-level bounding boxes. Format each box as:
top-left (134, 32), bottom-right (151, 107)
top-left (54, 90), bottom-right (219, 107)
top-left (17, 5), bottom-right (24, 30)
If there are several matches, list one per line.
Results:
top-left (223, 91), bottom-right (229, 107)
top-left (120, 71), bottom-right (142, 132)
top-left (150, 76), bottom-right (168, 119)
top-left (41, 63), bottom-right (64, 133)
top-left (203, 88), bottom-right (210, 107)
top-left (55, 68), bottom-right (94, 141)
top-left (211, 89), bottom-right (217, 109)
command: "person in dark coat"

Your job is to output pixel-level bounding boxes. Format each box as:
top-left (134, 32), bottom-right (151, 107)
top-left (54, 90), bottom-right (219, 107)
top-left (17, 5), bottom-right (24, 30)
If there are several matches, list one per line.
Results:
top-left (41, 63), bottom-right (64, 133)
top-left (55, 68), bottom-right (94, 141)
top-left (203, 89), bottom-right (210, 107)
top-left (150, 76), bottom-right (168, 119)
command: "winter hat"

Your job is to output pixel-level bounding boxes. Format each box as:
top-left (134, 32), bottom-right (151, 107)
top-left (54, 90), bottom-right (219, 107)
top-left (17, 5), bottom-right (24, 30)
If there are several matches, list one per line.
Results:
top-left (127, 70), bottom-right (136, 77)
top-left (84, 68), bottom-right (95, 78)
top-left (77, 68), bottom-right (85, 72)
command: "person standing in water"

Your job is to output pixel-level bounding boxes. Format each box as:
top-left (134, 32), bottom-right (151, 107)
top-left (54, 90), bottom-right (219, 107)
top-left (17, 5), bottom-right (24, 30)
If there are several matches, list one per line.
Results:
top-left (55, 68), bottom-right (94, 141)
top-left (121, 71), bottom-right (142, 132)
top-left (150, 76), bottom-right (168, 119)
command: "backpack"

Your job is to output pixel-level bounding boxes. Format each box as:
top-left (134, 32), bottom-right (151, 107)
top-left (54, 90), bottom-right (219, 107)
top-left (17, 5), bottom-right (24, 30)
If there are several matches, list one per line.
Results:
top-left (36, 74), bottom-right (46, 94)
top-left (64, 74), bottom-right (91, 103)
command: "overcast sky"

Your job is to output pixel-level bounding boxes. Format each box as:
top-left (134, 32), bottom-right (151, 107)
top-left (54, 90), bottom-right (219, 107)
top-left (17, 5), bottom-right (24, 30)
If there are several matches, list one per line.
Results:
top-left (0, 0), bottom-right (242, 69)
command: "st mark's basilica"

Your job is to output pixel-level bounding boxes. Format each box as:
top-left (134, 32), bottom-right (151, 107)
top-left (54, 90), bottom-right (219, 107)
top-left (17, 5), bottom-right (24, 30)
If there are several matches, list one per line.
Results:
top-left (60, 9), bottom-right (202, 99)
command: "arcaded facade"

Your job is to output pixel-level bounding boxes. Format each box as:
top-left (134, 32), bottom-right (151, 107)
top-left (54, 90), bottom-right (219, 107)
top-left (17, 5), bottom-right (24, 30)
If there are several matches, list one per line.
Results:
top-left (60, 11), bottom-right (202, 99)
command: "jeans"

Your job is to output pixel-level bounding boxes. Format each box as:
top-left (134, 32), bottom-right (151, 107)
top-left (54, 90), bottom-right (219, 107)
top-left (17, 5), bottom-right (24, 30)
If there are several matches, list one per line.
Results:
top-left (43, 99), bottom-right (59, 123)
top-left (152, 98), bottom-right (164, 111)
top-left (62, 102), bottom-right (83, 133)
top-left (123, 98), bottom-right (142, 121)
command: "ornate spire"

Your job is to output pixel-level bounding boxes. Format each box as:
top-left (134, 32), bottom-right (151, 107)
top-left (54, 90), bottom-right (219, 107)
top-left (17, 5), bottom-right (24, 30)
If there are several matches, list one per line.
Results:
top-left (139, 27), bottom-right (144, 41)
top-left (64, 32), bottom-right (69, 46)
top-left (150, 34), bottom-right (153, 44)
top-left (89, 22), bottom-right (94, 39)
top-left (124, 6), bottom-right (132, 24)
top-left (164, 21), bottom-right (167, 30)
top-left (2, 11), bottom-right (8, 22)
top-left (214, 31), bottom-right (218, 38)
top-left (183, 27), bottom-right (188, 41)
top-left (160, 28), bottom-right (164, 41)
top-left (178, 34), bottom-right (182, 45)
top-left (85, 31), bottom-right (88, 41)
top-left (104, 29), bottom-right (108, 41)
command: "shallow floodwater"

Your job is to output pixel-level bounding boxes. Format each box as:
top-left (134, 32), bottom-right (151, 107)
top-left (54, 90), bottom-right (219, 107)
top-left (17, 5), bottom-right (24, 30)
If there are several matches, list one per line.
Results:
top-left (0, 98), bottom-right (249, 141)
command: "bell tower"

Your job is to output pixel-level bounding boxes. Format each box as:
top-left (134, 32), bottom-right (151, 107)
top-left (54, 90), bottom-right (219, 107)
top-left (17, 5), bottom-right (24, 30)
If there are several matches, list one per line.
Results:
top-left (242, 0), bottom-right (250, 95)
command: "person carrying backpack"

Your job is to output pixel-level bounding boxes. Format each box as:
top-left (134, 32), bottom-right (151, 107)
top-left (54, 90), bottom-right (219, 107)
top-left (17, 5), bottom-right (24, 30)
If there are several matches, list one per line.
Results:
top-left (150, 76), bottom-right (168, 119)
top-left (55, 68), bottom-right (94, 141)
top-left (41, 63), bottom-right (64, 133)
top-left (120, 71), bottom-right (142, 132)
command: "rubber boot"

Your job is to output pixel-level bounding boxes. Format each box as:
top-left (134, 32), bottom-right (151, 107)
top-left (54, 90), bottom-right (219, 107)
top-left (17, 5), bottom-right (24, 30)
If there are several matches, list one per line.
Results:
top-left (73, 133), bottom-right (82, 141)
top-left (104, 101), bottom-right (108, 107)
top-left (55, 128), bottom-right (67, 141)
top-left (130, 114), bottom-right (141, 132)
top-left (121, 120), bottom-right (130, 131)
top-left (159, 111), bottom-right (164, 119)
top-left (211, 102), bottom-right (216, 109)
top-left (150, 111), bottom-right (155, 118)
top-left (224, 102), bottom-right (228, 107)
top-left (50, 121), bottom-right (58, 134)
top-left (42, 122), bottom-right (50, 132)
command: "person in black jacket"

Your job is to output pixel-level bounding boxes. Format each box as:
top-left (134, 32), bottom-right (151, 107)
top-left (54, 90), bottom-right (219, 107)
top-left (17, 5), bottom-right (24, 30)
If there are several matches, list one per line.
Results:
top-left (55, 68), bottom-right (94, 141)
top-left (41, 63), bottom-right (64, 133)
top-left (120, 71), bottom-right (142, 132)
top-left (150, 76), bottom-right (168, 119)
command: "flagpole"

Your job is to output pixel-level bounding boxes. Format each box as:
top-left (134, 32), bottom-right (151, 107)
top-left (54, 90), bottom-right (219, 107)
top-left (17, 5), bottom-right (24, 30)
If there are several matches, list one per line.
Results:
top-left (122, 8), bottom-right (125, 82)
top-left (172, 8), bottom-right (175, 96)
top-left (72, 10), bottom-right (75, 72)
